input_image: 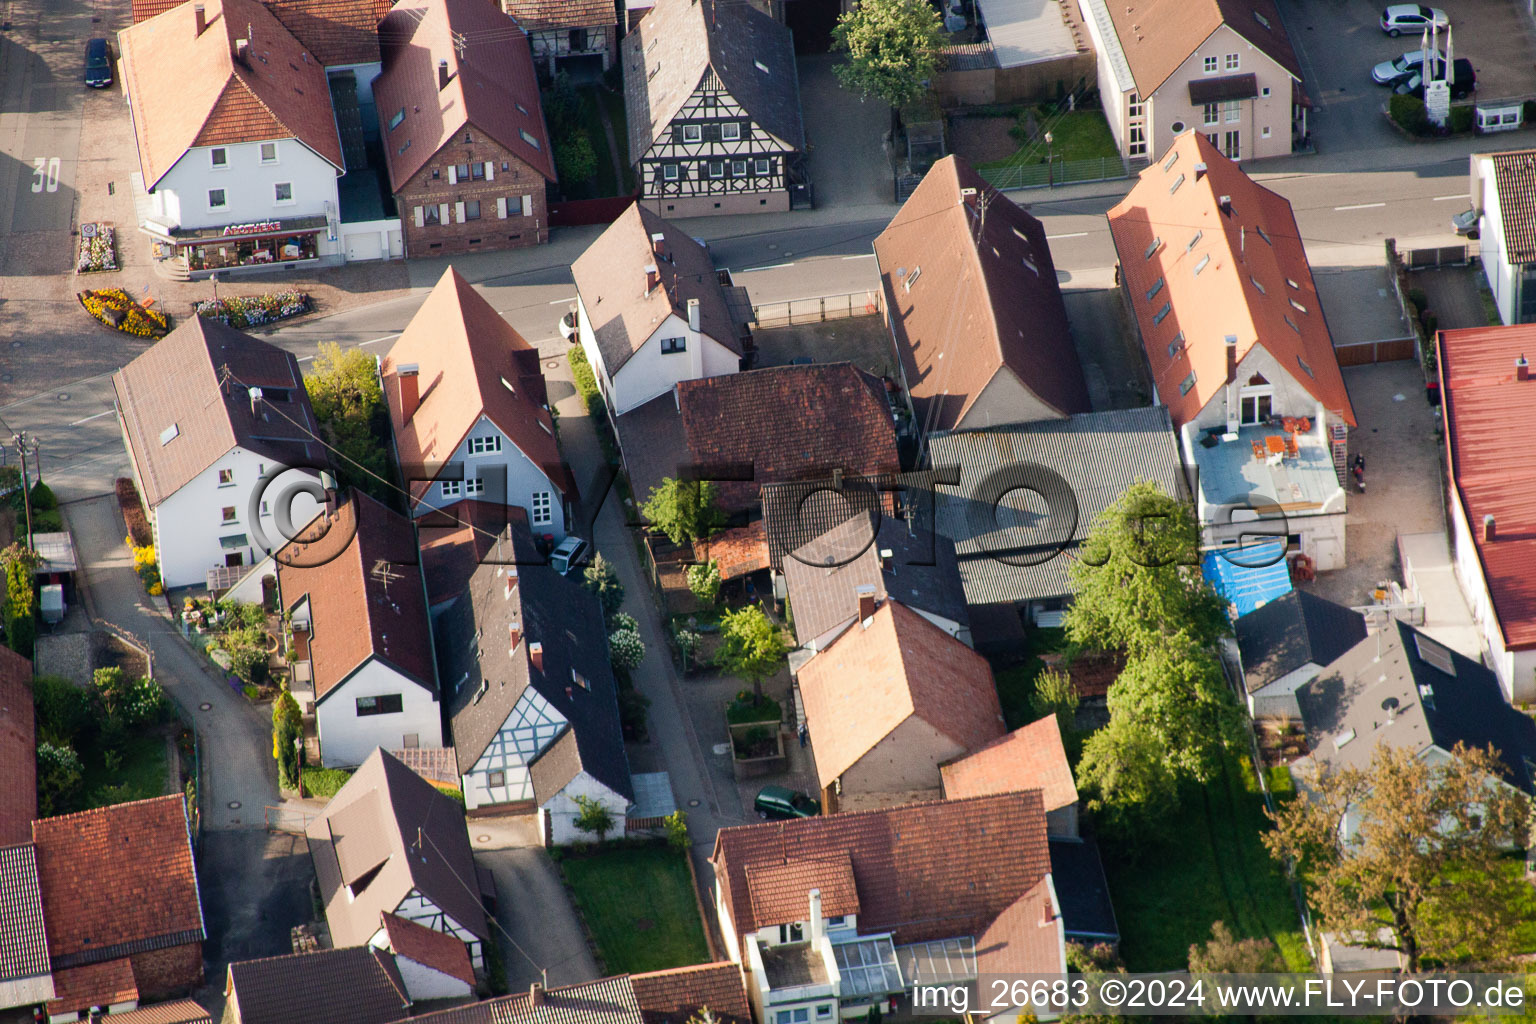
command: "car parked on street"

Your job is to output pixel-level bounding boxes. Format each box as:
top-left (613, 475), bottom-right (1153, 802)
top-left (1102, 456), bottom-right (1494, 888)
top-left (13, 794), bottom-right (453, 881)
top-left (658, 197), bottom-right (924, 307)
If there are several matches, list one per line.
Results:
top-left (84, 38), bottom-right (113, 88)
top-left (1380, 4), bottom-right (1448, 36)
top-left (1372, 48), bottom-right (1443, 86)
top-left (1452, 208), bottom-right (1479, 237)
top-left (559, 308), bottom-right (577, 342)
top-left (755, 785), bottom-right (821, 820)
top-left (1394, 57), bottom-right (1476, 99)
top-left (550, 535), bottom-right (589, 576)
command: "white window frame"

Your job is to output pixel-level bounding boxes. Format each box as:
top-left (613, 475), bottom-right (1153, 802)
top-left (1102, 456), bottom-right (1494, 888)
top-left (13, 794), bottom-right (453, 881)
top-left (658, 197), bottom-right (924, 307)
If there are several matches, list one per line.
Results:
top-left (259, 141), bottom-right (279, 164)
top-left (660, 337), bottom-right (686, 354)
top-left (467, 435), bottom-right (503, 456)
top-left (662, 163), bottom-right (679, 181)
top-left (731, 159), bottom-right (747, 177)
top-left (441, 479), bottom-right (463, 499)
top-left (1203, 103), bottom-right (1220, 126)
top-left (208, 188), bottom-right (227, 210)
top-left (1224, 100), bottom-right (1241, 124)
top-left (683, 124), bottom-right (702, 143)
top-left (1239, 386), bottom-right (1274, 426)
top-left (465, 477), bottom-right (485, 496)
top-left (218, 469), bottom-right (235, 487)
top-left (721, 121), bottom-right (741, 141)
top-left (1203, 55), bottom-right (1218, 73)
top-left (708, 161), bottom-right (724, 179)
top-left (532, 491), bottom-right (553, 526)
top-left (755, 158), bottom-right (770, 175)
top-left (273, 181), bottom-right (294, 205)
top-left (221, 506), bottom-right (238, 524)
top-left (1225, 52), bottom-right (1240, 70)
top-left (209, 147), bottom-right (228, 169)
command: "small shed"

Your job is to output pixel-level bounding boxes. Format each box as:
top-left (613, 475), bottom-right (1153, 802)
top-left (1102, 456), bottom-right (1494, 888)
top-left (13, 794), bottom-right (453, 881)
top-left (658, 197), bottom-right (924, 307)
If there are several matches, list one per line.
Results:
top-left (32, 532), bottom-right (78, 580)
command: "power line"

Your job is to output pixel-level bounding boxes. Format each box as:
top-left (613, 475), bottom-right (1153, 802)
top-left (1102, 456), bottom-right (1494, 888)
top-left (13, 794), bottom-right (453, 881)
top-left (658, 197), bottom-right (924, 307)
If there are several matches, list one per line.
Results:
top-left (418, 825), bottom-right (550, 981)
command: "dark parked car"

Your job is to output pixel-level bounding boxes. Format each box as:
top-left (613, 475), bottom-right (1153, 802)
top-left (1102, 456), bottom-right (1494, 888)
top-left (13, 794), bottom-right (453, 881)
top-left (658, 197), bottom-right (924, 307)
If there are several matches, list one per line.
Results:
top-left (754, 785), bottom-right (820, 820)
top-left (84, 38), bottom-right (112, 88)
top-left (1394, 57), bottom-right (1476, 100)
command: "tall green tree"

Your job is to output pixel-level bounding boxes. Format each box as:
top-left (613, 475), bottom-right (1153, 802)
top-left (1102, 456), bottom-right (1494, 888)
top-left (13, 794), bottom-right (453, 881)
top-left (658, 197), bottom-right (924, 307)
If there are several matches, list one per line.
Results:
top-left (1265, 743), bottom-right (1532, 972)
top-left (714, 605), bottom-right (787, 701)
top-left (642, 478), bottom-right (725, 547)
top-left (583, 554), bottom-right (626, 621)
top-left (831, 0), bottom-right (947, 108)
top-left (1102, 632), bottom-right (1243, 784)
top-left (1064, 481), bottom-right (1228, 658)
top-left (273, 688), bottom-right (303, 790)
top-left (36, 742), bottom-right (83, 816)
top-left (304, 342), bottom-right (392, 505)
top-left (1073, 715), bottom-right (1178, 833)
top-left (1030, 667), bottom-right (1079, 744)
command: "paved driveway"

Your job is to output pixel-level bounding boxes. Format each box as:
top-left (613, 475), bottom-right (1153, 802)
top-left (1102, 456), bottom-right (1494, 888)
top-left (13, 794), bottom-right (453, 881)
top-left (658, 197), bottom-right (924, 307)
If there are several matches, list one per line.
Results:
top-left (798, 54), bottom-right (896, 210)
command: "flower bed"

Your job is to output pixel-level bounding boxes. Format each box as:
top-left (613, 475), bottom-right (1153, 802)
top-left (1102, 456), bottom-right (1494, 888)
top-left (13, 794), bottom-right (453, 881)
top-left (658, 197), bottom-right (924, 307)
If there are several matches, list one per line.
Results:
top-left (117, 478), bottom-right (153, 547)
top-left (194, 291), bottom-right (311, 329)
top-left (76, 222), bottom-right (119, 273)
top-left (79, 289), bottom-right (170, 339)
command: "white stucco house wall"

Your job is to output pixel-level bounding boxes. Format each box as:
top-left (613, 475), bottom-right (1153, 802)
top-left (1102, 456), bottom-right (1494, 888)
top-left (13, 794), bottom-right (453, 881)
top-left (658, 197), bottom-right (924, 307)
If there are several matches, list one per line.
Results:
top-left (571, 203), bottom-right (749, 420)
top-left (113, 316), bottom-right (331, 590)
top-left (1470, 151), bottom-right (1536, 326)
top-left (381, 267), bottom-right (574, 539)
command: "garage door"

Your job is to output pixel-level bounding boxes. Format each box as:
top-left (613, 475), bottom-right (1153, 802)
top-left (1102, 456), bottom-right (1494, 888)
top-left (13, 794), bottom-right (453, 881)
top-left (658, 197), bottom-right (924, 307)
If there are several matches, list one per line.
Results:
top-left (345, 232), bottom-right (383, 261)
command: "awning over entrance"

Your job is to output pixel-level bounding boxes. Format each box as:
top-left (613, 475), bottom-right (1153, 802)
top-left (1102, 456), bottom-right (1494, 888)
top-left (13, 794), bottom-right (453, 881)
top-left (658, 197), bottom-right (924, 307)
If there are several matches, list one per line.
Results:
top-left (1189, 73), bottom-right (1259, 104)
top-left (219, 534), bottom-right (249, 550)
top-left (166, 215), bottom-right (328, 246)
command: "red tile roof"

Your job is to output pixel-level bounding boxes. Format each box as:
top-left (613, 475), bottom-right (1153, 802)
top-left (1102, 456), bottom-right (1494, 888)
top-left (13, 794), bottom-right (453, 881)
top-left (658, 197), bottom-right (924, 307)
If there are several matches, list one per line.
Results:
top-left (0, 647), bottom-right (35, 846)
top-left (374, 0), bottom-right (555, 192)
top-left (382, 268), bottom-right (570, 508)
top-left (696, 522), bottom-right (769, 580)
top-left (381, 911), bottom-right (475, 988)
top-left (1103, 0), bottom-right (1301, 98)
top-left (95, 1000), bottom-right (214, 1024)
top-left (274, 491), bottom-right (439, 699)
top-left (1438, 323), bottom-right (1536, 650)
top-left (745, 854), bottom-right (860, 928)
top-left (31, 795), bottom-right (205, 963)
top-left (797, 600), bottom-right (1005, 792)
top-left (119, 0), bottom-right (345, 188)
top-left (710, 792), bottom-right (1052, 960)
top-left (133, 0), bottom-right (394, 65)
top-left (1107, 133), bottom-right (1355, 430)
top-left (501, 0), bottom-right (615, 31)
top-left (46, 959), bottom-right (138, 1016)
top-left (630, 963), bottom-right (752, 1024)
top-left (940, 715), bottom-right (1078, 813)
top-left (875, 155), bottom-right (1089, 432)
top-left (676, 364), bottom-right (900, 513)
top-left (976, 877), bottom-right (1065, 975)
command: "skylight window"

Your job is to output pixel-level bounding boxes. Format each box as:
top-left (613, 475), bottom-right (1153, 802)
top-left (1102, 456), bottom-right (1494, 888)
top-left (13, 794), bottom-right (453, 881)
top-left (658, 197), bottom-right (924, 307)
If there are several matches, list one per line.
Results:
top-left (1290, 298), bottom-right (1307, 313)
top-left (1297, 355), bottom-right (1314, 379)
top-left (1168, 331), bottom-right (1186, 358)
top-left (1021, 256), bottom-right (1038, 276)
top-left (1286, 278), bottom-right (1300, 290)
top-left (1255, 10), bottom-right (1270, 28)
top-left (1169, 173), bottom-right (1186, 195)
top-left (755, 60), bottom-right (769, 73)
top-left (904, 265), bottom-right (922, 292)
top-left (1152, 301), bottom-right (1172, 325)
top-left (160, 423), bottom-right (179, 445)
top-left (1187, 230), bottom-right (1203, 252)
top-left (1256, 225), bottom-right (1272, 245)
top-left (1144, 237), bottom-right (1163, 260)
top-left (1415, 634), bottom-right (1456, 676)
top-left (1250, 275), bottom-right (1266, 294)
top-left (520, 129), bottom-right (540, 150)
top-left (1194, 254), bottom-right (1211, 276)
top-left (1163, 150), bottom-right (1179, 172)
top-left (1146, 279), bottom-right (1164, 302)
top-left (1284, 314), bottom-right (1301, 334)
top-left (1334, 728), bottom-right (1356, 750)
top-left (1179, 371), bottom-right (1197, 395)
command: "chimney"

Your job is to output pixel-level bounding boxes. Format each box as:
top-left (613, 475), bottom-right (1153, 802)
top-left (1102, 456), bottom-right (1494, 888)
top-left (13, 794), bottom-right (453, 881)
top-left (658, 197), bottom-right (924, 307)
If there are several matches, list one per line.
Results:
top-left (529, 984), bottom-right (543, 1007)
top-left (1224, 334), bottom-right (1238, 384)
top-left (1484, 514), bottom-right (1497, 543)
top-left (808, 888), bottom-right (824, 946)
top-left (529, 641), bottom-right (544, 674)
top-left (687, 298), bottom-right (701, 333)
top-left (396, 363), bottom-right (420, 422)
top-left (1041, 896), bottom-right (1055, 926)
top-left (1519, 354), bottom-right (1530, 382)
top-left (508, 622), bottom-right (521, 650)
top-left (194, 3), bottom-right (207, 35)
top-left (644, 263), bottom-right (659, 293)
top-left (856, 583), bottom-right (877, 624)
top-left (1218, 195), bottom-right (1233, 215)
top-left (1194, 162), bottom-right (1207, 181)
top-left (651, 232), bottom-right (667, 260)
top-left (234, 36), bottom-right (249, 62)
top-left (438, 59), bottom-right (451, 89)
top-left (878, 548), bottom-right (893, 570)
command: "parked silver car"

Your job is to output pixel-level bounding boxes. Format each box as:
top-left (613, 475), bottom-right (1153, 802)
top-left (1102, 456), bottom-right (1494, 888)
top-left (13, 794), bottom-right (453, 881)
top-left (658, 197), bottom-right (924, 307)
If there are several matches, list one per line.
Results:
top-left (1380, 4), bottom-right (1448, 37)
top-left (1372, 48), bottom-right (1443, 86)
top-left (1452, 208), bottom-right (1479, 237)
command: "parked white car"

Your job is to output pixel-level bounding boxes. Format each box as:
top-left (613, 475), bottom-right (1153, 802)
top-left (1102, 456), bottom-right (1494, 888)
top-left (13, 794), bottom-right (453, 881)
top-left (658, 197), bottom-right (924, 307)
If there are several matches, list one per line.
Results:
top-left (1380, 4), bottom-right (1448, 37)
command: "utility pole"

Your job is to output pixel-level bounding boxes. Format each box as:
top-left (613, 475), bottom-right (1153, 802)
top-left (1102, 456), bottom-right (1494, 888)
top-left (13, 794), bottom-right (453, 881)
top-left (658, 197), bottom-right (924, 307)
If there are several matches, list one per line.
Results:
top-left (14, 432), bottom-right (32, 549)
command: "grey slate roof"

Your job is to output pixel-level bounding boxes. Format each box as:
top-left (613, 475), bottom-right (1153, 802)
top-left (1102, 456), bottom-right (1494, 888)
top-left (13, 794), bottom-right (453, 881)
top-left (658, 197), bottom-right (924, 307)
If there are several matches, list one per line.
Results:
top-left (1235, 591), bottom-right (1367, 695)
top-left (306, 749), bottom-right (490, 949)
top-left (1296, 619), bottom-right (1536, 793)
top-left (923, 407), bottom-right (1186, 606)
top-left (439, 517), bottom-right (633, 802)
top-left (622, 0), bottom-right (805, 161)
top-left (0, 842), bottom-right (49, 984)
top-left (782, 514), bottom-right (969, 646)
top-left (227, 946), bottom-right (411, 1024)
top-left (402, 974), bottom-right (644, 1024)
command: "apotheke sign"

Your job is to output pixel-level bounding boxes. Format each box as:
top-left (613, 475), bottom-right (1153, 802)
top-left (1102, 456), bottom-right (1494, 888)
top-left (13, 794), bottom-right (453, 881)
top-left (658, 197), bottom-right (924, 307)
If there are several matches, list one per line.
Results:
top-left (224, 221), bottom-right (284, 236)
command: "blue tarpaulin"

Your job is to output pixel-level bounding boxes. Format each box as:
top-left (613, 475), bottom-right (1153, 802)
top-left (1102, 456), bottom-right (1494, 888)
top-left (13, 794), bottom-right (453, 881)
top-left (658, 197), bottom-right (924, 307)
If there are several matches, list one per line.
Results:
top-left (1202, 540), bottom-right (1293, 618)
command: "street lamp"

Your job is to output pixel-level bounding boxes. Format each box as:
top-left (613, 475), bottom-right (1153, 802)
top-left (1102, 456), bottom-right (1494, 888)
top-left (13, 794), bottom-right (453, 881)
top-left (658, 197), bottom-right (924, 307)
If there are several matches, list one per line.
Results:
top-left (1045, 131), bottom-right (1055, 188)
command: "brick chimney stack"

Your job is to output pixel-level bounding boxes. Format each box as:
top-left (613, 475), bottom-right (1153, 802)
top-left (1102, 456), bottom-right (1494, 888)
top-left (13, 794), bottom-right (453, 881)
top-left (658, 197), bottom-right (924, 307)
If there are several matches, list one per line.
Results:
top-left (194, 4), bottom-right (207, 35)
top-left (644, 263), bottom-right (659, 293)
top-left (396, 363), bottom-right (420, 422)
top-left (529, 641), bottom-right (544, 674)
top-left (651, 232), bottom-right (666, 260)
top-left (1518, 354), bottom-right (1530, 382)
top-left (1485, 514), bottom-right (1497, 543)
top-left (508, 623), bottom-right (521, 651)
top-left (1224, 334), bottom-right (1238, 384)
top-left (1041, 896), bottom-right (1054, 926)
top-left (856, 584), bottom-right (876, 624)
top-left (529, 985), bottom-right (543, 1007)
top-left (438, 59), bottom-right (451, 89)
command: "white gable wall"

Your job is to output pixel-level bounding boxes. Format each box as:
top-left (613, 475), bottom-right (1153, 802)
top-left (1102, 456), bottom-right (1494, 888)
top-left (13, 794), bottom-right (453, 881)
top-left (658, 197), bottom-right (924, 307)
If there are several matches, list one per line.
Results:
top-left (539, 769), bottom-right (631, 845)
top-left (462, 685), bottom-right (568, 811)
top-left (151, 139), bottom-right (339, 233)
top-left (578, 307), bottom-right (738, 416)
top-left (316, 657), bottom-right (442, 768)
top-left (393, 891), bottom-right (484, 969)
top-left (412, 415), bottom-right (567, 539)
top-left (365, 931), bottom-right (475, 1002)
top-left (1475, 156), bottom-right (1519, 325)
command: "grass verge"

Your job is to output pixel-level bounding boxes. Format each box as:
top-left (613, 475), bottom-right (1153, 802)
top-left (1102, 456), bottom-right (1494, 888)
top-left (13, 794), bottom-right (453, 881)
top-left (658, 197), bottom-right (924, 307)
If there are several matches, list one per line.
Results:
top-left (82, 732), bottom-right (169, 809)
top-left (302, 766), bottom-right (354, 800)
top-left (978, 109), bottom-right (1118, 171)
top-left (559, 842), bottom-right (710, 973)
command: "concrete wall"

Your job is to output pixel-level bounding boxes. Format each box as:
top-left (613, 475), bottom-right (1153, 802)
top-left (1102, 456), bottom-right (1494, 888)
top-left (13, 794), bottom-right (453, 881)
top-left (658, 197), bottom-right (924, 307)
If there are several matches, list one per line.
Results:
top-left (933, 51), bottom-right (1096, 107)
top-left (539, 770), bottom-right (631, 845)
top-left (398, 136), bottom-right (549, 256)
top-left (1076, 0), bottom-right (1129, 149)
top-left (413, 415), bottom-right (567, 539)
top-left (151, 449), bottom-right (323, 589)
top-left (152, 138), bottom-right (339, 232)
top-left (1046, 802), bottom-right (1078, 838)
top-left (316, 658), bottom-right (442, 768)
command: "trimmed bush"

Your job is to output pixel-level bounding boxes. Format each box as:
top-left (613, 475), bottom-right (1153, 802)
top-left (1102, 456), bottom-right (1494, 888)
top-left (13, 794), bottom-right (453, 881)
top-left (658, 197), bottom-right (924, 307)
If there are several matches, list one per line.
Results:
top-left (1449, 105), bottom-right (1475, 135)
top-left (1389, 94), bottom-right (1429, 136)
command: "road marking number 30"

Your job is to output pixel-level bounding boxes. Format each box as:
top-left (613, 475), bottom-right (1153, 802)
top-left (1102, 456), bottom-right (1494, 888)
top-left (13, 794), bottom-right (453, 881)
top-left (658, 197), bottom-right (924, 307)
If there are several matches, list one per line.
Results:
top-left (31, 157), bottom-right (61, 193)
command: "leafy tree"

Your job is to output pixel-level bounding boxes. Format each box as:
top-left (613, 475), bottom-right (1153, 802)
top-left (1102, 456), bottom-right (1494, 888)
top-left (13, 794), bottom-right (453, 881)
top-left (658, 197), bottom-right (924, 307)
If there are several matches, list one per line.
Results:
top-left (304, 342), bottom-right (391, 504)
top-left (273, 688), bottom-right (303, 790)
top-left (1030, 667), bottom-right (1079, 742)
top-left (36, 742), bottom-right (83, 816)
top-left (686, 559), bottom-right (722, 606)
top-left (610, 611), bottom-right (639, 635)
top-left (1103, 632), bottom-right (1243, 784)
top-left (220, 622), bottom-right (270, 686)
top-left (542, 71), bottom-right (580, 135)
top-left (642, 478), bottom-right (725, 547)
top-left (831, 0), bottom-right (947, 108)
top-left (32, 675), bottom-right (93, 747)
top-left (1265, 743), bottom-right (1531, 971)
top-left (555, 130), bottom-right (598, 185)
top-left (715, 605), bottom-right (787, 700)
top-left (121, 677), bottom-right (169, 726)
top-left (1064, 481), bottom-right (1228, 659)
top-left (573, 794), bottom-right (614, 842)
top-left (1074, 715), bottom-right (1178, 835)
top-left (608, 627), bottom-right (646, 672)
top-left (1187, 921), bottom-right (1284, 974)
top-left (583, 554), bottom-right (626, 621)
top-left (665, 809), bottom-right (690, 851)
top-left (1, 543), bottom-right (39, 659)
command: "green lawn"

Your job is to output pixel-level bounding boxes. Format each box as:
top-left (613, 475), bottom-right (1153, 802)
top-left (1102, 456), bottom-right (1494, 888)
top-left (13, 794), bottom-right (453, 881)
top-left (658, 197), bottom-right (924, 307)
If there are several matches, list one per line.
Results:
top-left (1101, 754), bottom-right (1311, 972)
top-left (979, 109), bottom-right (1119, 171)
top-left (81, 732), bottom-right (169, 809)
top-left (560, 844), bottom-right (710, 973)
top-left (991, 626), bottom-right (1067, 729)
top-left (302, 766), bottom-right (353, 800)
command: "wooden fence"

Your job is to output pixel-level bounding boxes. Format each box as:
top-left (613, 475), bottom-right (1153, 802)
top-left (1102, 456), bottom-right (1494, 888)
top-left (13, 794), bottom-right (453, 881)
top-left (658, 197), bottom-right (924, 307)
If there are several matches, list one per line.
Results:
top-left (1335, 336), bottom-right (1417, 366)
top-left (549, 194), bottom-right (637, 227)
top-left (751, 290), bottom-right (881, 329)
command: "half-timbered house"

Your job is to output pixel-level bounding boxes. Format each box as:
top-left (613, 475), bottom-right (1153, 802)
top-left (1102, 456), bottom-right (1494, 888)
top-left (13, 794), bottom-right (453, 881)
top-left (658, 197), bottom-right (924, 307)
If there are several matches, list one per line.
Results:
top-left (622, 0), bottom-right (808, 217)
top-left (502, 0), bottom-right (617, 77)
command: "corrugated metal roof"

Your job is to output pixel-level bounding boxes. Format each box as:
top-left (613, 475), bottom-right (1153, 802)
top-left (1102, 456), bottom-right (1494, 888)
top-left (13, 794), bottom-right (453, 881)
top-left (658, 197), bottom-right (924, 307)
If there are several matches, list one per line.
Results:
top-left (1201, 540), bottom-right (1291, 617)
top-left (925, 407), bottom-right (1185, 606)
